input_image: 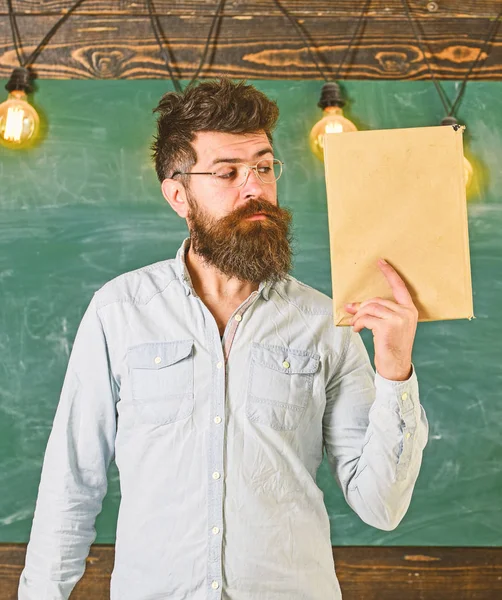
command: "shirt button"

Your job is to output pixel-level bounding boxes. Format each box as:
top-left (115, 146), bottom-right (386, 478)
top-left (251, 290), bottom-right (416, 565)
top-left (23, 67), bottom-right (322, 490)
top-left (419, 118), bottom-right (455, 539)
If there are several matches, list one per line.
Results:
top-left (216, 361), bottom-right (223, 369)
top-left (406, 432), bottom-right (412, 440)
top-left (212, 526), bottom-right (220, 534)
top-left (282, 360), bottom-right (290, 369)
top-left (234, 314), bottom-right (242, 322)
top-left (401, 392), bottom-right (408, 401)
top-left (211, 581), bottom-right (219, 589)
top-left (212, 471), bottom-right (221, 480)
top-left (214, 416), bottom-right (222, 424)
top-left (154, 356), bottom-right (162, 364)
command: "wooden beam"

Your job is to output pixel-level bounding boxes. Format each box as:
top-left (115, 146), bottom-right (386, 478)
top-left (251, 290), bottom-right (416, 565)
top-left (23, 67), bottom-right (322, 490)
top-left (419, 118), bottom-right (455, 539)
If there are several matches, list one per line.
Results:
top-left (0, 1), bottom-right (500, 18)
top-left (0, 1), bottom-right (501, 80)
top-left (2, 544), bottom-right (502, 599)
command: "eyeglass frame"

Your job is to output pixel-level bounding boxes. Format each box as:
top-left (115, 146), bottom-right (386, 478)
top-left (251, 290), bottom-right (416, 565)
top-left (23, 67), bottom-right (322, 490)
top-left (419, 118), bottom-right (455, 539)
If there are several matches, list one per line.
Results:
top-left (171, 158), bottom-right (284, 188)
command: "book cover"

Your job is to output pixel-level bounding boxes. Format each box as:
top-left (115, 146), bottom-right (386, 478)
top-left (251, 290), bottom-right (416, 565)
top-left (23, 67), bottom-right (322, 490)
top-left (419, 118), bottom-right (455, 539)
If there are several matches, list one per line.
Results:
top-left (323, 124), bottom-right (474, 325)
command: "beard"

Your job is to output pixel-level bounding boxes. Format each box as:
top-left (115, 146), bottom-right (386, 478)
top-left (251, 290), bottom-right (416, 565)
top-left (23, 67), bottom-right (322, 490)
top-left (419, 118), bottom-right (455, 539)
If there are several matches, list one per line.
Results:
top-left (186, 191), bottom-right (293, 284)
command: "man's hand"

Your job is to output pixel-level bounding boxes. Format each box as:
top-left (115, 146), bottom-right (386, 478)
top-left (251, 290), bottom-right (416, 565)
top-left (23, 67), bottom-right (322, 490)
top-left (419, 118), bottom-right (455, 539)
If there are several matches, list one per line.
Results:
top-left (345, 259), bottom-right (418, 382)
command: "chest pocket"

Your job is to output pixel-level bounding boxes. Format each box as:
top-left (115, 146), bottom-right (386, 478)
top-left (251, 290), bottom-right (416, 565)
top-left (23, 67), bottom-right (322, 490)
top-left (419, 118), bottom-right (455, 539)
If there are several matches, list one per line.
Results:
top-left (246, 342), bottom-right (320, 431)
top-left (127, 339), bottom-right (194, 425)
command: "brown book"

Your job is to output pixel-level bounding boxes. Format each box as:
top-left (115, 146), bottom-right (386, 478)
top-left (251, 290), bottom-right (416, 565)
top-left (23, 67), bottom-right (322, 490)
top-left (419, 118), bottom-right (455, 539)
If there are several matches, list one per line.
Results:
top-left (323, 124), bottom-right (475, 326)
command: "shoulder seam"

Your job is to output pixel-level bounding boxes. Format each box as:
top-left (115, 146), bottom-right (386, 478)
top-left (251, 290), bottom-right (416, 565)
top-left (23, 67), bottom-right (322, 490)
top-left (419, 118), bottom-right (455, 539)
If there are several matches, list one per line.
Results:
top-left (94, 275), bottom-right (179, 311)
top-left (273, 277), bottom-right (333, 316)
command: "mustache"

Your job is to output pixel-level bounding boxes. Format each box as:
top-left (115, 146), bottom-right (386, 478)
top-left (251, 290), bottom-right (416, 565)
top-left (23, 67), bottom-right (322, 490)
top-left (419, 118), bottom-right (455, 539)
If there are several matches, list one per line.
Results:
top-left (222, 198), bottom-right (287, 224)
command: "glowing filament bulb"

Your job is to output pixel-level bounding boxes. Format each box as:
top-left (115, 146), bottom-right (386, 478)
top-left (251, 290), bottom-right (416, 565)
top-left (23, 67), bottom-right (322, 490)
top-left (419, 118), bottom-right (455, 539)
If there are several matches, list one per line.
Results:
top-left (5, 105), bottom-right (25, 142)
top-left (0, 68), bottom-right (40, 149)
top-left (309, 106), bottom-right (357, 161)
top-left (309, 83), bottom-right (358, 162)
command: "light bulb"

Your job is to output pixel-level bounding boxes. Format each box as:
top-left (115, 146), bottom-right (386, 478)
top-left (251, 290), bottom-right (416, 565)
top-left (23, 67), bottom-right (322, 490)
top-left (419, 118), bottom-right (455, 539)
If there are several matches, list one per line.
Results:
top-left (0, 67), bottom-right (40, 149)
top-left (0, 90), bottom-right (39, 148)
top-left (309, 106), bottom-right (358, 161)
top-left (309, 82), bottom-right (357, 162)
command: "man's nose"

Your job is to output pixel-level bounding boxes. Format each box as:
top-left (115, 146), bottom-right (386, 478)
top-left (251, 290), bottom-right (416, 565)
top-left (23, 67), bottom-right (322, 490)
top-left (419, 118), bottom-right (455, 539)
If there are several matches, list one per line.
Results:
top-left (240, 167), bottom-right (267, 198)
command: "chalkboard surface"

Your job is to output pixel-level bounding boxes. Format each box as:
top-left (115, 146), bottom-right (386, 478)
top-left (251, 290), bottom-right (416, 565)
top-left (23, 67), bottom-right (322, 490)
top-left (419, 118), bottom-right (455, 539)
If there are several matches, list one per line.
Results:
top-left (1, 80), bottom-right (501, 546)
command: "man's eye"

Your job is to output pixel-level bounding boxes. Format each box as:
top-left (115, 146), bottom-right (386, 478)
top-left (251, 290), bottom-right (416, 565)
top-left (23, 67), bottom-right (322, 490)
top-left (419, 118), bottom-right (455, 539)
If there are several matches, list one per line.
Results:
top-left (216, 168), bottom-right (237, 179)
top-left (258, 166), bottom-right (272, 173)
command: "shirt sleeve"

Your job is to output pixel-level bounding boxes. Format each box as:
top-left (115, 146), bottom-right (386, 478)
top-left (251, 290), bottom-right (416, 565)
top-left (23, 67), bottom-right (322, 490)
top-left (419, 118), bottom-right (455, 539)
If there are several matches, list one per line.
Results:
top-left (18, 294), bottom-right (118, 599)
top-left (322, 326), bottom-right (429, 531)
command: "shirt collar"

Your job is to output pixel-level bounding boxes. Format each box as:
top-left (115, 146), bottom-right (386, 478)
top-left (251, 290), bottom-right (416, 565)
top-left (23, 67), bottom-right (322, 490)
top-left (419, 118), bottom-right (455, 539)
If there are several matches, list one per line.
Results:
top-left (175, 237), bottom-right (273, 300)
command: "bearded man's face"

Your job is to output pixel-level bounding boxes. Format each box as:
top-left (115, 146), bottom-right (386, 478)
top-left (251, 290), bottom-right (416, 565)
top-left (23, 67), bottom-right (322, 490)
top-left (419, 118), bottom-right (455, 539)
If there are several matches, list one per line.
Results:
top-left (162, 131), bottom-right (294, 283)
top-left (187, 191), bottom-right (293, 284)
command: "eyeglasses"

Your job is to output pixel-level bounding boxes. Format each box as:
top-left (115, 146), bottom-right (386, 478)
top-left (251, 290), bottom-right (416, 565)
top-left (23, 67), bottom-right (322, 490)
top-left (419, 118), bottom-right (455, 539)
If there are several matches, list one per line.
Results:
top-left (171, 158), bottom-right (284, 189)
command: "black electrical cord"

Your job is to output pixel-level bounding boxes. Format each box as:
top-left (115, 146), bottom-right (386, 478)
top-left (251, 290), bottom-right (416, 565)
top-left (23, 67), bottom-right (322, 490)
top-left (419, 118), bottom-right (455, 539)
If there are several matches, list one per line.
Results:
top-left (270, 0), bottom-right (329, 81)
top-left (400, 0), bottom-right (450, 113)
top-left (148, 0), bottom-right (226, 91)
top-left (271, 0), bottom-right (372, 82)
top-left (6, 0), bottom-right (25, 66)
top-left (146, 0), bottom-right (183, 92)
top-left (401, 0), bottom-right (502, 118)
top-left (6, 0), bottom-right (226, 93)
top-left (333, 0), bottom-right (372, 81)
top-left (449, 7), bottom-right (502, 116)
top-left (189, 0), bottom-right (226, 85)
top-left (7, 0), bottom-right (87, 69)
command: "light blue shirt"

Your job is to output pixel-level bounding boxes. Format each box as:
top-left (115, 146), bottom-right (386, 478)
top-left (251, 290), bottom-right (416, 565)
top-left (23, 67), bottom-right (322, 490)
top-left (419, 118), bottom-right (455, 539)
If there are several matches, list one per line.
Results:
top-left (19, 237), bottom-right (428, 600)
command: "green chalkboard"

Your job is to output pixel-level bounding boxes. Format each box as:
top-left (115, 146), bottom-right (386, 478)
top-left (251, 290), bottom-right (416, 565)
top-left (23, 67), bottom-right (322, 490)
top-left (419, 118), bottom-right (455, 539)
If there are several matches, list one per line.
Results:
top-left (1, 80), bottom-right (501, 546)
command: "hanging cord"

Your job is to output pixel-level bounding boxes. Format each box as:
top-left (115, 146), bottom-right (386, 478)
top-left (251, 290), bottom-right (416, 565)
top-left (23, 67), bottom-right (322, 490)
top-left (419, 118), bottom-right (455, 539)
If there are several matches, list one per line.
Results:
top-left (148, 0), bottom-right (226, 92)
top-left (449, 6), bottom-right (502, 116)
top-left (146, 0), bottom-right (183, 92)
top-left (189, 0), bottom-right (226, 85)
top-left (6, 0), bottom-right (24, 66)
top-left (401, 0), bottom-right (502, 118)
top-left (269, 0), bottom-right (329, 81)
top-left (7, 0), bottom-right (225, 93)
top-left (400, 0), bottom-right (450, 113)
top-left (333, 0), bottom-right (373, 81)
top-left (7, 0), bottom-right (87, 69)
top-left (270, 0), bottom-right (372, 81)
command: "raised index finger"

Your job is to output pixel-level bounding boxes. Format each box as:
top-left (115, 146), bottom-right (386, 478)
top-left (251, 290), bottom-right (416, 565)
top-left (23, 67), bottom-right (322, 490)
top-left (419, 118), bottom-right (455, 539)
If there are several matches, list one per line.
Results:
top-left (378, 259), bottom-right (413, 307)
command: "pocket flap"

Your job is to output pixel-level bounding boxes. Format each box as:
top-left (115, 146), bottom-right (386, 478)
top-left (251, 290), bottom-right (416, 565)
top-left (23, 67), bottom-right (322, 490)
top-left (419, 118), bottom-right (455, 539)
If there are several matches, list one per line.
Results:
top-left (251, 342), bottom-right (320, 374)
top-left (127, 340), bottom-right (194, 370)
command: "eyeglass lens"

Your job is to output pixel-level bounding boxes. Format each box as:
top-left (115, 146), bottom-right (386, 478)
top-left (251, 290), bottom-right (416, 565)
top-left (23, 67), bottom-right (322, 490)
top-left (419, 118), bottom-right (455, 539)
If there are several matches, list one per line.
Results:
top-left (213, 159), bottom-right (282, 188)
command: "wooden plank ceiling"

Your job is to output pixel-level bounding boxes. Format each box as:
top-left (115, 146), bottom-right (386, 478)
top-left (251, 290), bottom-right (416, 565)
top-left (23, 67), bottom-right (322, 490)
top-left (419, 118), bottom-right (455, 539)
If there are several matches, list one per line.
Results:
top-left (0, 1), bottom-right (501, 80)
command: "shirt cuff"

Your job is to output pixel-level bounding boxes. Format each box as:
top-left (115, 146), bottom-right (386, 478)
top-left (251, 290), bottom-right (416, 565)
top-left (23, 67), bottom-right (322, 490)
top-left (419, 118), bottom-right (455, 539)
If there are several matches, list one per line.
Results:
top-left (374, 363), bottom-right (424, 481)
top-left (374, 363), bottom-right (419, 415)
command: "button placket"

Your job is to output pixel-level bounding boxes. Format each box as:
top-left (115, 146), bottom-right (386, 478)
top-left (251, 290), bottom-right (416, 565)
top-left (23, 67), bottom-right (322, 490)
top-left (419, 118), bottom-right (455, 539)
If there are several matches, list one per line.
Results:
top-left (207, 347), bottom-right (225, 596)
top-left (206, 293), bottom-right (258, 596)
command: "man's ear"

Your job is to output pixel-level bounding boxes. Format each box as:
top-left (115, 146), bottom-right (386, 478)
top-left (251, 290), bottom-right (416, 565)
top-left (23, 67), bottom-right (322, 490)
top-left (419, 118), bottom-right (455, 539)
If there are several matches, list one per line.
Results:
top-left (161, 178), bottom-right (190, 219)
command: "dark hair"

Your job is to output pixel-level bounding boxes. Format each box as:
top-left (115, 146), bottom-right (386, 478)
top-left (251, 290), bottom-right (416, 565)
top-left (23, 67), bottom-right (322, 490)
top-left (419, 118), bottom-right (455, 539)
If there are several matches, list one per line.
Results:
top-left (151, 78), bottom-right (279, 183)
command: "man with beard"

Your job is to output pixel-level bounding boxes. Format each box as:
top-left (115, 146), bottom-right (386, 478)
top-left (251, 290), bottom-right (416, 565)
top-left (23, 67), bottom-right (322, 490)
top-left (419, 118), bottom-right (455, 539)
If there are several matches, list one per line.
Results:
top-left (19, 78), bottom-right (429, 600)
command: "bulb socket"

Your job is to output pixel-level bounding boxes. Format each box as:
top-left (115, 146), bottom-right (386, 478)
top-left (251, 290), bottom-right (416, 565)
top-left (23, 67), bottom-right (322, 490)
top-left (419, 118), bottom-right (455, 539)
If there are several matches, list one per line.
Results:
top-left (441, 115), bottom-right (463, 131)
top-left (5, 67), bottom-right (34, 94)
top-left (317, 82), bottom-right (345, 110)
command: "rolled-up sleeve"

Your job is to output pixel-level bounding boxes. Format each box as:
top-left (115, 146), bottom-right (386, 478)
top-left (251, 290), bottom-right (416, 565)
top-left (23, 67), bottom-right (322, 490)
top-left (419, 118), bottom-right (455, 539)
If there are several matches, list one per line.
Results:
top-left (322, 327), bottom-right (429, 531)
top-left (18, 294), bottom-right (118, 600)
